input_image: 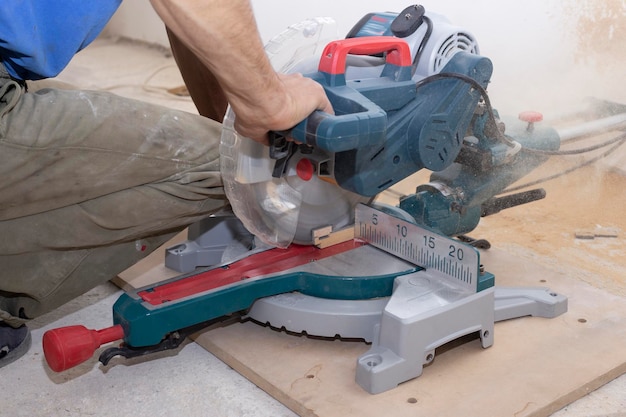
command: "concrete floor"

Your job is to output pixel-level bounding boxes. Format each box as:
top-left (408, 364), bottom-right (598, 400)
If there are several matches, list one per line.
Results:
top-left (1, 37), bottom-right (624, 417)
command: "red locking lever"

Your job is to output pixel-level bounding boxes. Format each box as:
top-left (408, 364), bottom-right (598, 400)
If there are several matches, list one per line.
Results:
top-left (43, 324), bottom-right (125, 372)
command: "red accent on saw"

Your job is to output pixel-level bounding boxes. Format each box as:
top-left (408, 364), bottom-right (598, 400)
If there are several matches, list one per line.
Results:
top-left (371, 15), bottom-right (390, 23)
top-left (43, 324), bottom-right (125, 372)
top-left (318, 36), bottom-right (412, 75)
top-left (296, 158), bottom-right (314, 181)
top-left (518, 111), bottom-right (544, 123)
top-left (138, 240), bottom-right (364, 306)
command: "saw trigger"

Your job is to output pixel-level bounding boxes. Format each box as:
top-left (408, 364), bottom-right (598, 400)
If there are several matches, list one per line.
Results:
top-left (269, 130), bottom-right (314, 178)
top-left (269, 131), bottom-right (296, 178)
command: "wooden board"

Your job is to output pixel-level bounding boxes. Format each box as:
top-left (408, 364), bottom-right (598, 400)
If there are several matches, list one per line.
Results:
top-left (113, 230), bottom-right (187, 291)
top-left (116, 164), bottom-right (626, 417)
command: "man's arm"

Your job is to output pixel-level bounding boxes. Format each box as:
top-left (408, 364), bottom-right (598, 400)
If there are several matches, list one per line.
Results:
top-left (150, 0), bottom-right (333, 144)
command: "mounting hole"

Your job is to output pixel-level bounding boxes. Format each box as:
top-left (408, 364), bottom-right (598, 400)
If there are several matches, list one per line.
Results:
top-left (550, 292), bottom-right (558, 297)
top-left (483, 330), bottom-right (490, 338)
top-left (407, 397), bottom-right (418, 404)
top-left (393, 155), bottom-right (401, 164)
top-left (425, 353), bottom-right (434, 363)
top-left (169, 243), bottom-right (186, 254)
top-left (361, 354), bottom-right (382, 368)
top-left (578, 318), bottom-right (587, 323)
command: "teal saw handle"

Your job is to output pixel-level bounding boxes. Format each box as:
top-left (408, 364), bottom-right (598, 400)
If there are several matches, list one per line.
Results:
top-left (287, 36), bottom-right (414, 152)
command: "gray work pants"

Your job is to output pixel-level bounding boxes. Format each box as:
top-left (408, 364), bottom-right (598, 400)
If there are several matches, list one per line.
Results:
top-left (0, 66), bottom-right (227, 326)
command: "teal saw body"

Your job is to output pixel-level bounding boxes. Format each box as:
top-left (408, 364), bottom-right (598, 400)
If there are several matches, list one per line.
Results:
top-left (114, 241), bottom-right (419, 347)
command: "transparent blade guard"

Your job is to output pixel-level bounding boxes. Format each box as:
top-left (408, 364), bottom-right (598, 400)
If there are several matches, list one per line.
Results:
top-left (219, 18), bottom-right (339, 248)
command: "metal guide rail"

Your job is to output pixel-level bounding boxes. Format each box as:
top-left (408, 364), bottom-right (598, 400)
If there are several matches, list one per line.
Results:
top-left (354, 203), bottom-right (493, 292)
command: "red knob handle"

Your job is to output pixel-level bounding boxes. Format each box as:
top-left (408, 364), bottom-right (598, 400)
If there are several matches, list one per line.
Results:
top-left (518, 111), bottom-right (543, 123)
top-left (518, 111), bottom-right (543, 132)
top-left (43, 324), bottom-right (125, 372)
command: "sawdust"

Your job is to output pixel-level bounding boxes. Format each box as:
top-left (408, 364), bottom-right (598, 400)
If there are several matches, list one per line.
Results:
top-left (560, 0), bottom-right (626, 71)
top-left (478, 1), bottom-right (626, 295)
top-left (468, 2), bottom-right (626, 290)
top-left (534, 1), bottom-right (626, 115)
top-left (380, 150), bottom-right (626, 297)
top-left (475, 160), bottom-right (626, 297)
top-left (568, 1), bottom-right (626, 92)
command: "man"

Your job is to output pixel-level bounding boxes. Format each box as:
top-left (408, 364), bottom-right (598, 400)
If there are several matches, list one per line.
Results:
top-left (0, 0), bottom-right (332, 367)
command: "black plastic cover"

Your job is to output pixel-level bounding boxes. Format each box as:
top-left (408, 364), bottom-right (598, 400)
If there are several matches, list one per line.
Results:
top-left (391, 4), bottom-right (425, 38)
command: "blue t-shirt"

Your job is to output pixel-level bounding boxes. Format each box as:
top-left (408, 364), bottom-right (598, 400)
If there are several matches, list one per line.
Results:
top-left (0, 0), bottom-right (122, 80)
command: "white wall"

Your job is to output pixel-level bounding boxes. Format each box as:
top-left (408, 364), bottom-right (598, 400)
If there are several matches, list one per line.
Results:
top-left (103, 1), bottom-right (169, 46)
top-left (104, 1), bottom-right (626, 117)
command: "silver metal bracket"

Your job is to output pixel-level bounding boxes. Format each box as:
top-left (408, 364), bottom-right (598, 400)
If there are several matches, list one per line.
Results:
top-left (164, 214), bottom-right (254, 273)
top-left (355, 270), bottom-right (495, 394)
top-left (494, 287), bottom-right (568, 321)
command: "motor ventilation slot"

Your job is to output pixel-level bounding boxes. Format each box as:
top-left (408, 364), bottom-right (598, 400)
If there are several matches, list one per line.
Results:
top-left (432, 32), bottom-right (479, 73)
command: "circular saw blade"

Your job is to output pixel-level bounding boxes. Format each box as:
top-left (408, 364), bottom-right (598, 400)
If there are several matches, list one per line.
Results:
top-left (220, 115), bottom-right (369, 247)
top-left (281, 148), bottom-right (369, 244)
top-left (219, 18), bottom-right (369, 247)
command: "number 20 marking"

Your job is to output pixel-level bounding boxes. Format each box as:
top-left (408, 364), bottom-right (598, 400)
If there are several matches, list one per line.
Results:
top-left (448, 244), bottom-right (464, 260)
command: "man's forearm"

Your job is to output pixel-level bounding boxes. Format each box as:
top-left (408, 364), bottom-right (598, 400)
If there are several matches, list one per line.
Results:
top-left (150, 0), bottom-right (278, 111)
top-left (151, 0), bottom-right (332, 143)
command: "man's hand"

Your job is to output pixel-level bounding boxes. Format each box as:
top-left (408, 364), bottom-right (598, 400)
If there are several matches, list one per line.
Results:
top-left (232, 73), bottom-right (333, 145)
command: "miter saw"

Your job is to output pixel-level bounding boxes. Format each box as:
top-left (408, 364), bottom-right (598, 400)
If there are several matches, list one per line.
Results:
top-left (43, 5), bottom-right (579, 394)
